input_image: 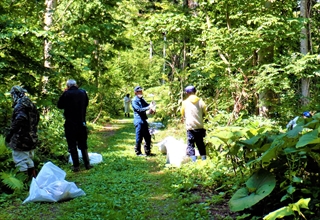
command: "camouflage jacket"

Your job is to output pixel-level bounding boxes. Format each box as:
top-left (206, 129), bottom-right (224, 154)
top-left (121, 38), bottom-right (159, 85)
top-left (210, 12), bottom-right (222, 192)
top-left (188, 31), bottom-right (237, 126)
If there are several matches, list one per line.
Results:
top-left (8, 96), bottom-right (39, 151)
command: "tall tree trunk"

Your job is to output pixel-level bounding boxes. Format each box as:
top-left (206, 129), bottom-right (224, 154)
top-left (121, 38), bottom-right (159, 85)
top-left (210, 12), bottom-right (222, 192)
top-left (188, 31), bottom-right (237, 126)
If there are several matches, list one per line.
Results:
top-left (160, 32), bottom-right (166, 85)
top-left (300, 0), bottom-right (310, 106)
top-left (44, 0), bottom-right (55, 68)
top-left (258, 1), bottom-right (275, 117)
top-left (93, 39), bottom-right (100, 88)
top-left (258, 45), bottom-right (275, 117)
top-left (150, 40), bottom-right (153, 59)
top-left (41, 0), bottom-right (56, 96)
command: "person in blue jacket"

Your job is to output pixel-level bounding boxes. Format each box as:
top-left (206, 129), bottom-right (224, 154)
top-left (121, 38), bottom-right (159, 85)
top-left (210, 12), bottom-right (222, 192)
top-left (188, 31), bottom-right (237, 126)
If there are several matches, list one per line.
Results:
top-left (131, 86), bottom-right (155, 156)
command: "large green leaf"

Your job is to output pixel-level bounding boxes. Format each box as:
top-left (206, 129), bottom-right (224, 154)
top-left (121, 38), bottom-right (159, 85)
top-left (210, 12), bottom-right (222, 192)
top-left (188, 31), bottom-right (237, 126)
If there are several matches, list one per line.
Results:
top-left (212, 127), bottom-right (248, 144)
top-left (263, 198), bottom-right (310, 220)
top-left (263, 206), bottom-right (294, 220)
top-left (239, 134), bottom-right (265, 149)
top-left (212, 130), bottom-right (234, 143)
top-left (248, 131), bottom-right (300, 166)
top-left (296, 129), bottom-right (320, 148)
top-left (256, 134), bottom-right (287, 164)
top-left (229, 169), bottom-right (276, 212)
top-left (286, 126), bottom-right (303, 138)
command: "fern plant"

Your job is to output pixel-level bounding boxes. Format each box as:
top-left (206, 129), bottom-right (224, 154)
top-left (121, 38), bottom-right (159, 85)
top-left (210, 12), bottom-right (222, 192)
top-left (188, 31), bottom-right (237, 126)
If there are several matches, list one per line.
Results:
top-left (0, 135), bottom-right (13, 172)
top-left (0, 171), bottom-right (25, 191)
top-left (0, 135), bottom-right (10, 156)
top-left (0, 135), bottom-right (25, 192)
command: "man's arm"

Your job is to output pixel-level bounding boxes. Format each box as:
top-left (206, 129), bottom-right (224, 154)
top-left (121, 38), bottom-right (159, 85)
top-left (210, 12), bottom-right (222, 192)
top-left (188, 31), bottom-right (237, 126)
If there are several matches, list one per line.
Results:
top-left (57, 92), bottom-right (66, 109)
top-left (201, 99), bottom-right (207, 116)
top-left (132, 98), bottom-right (150, 113)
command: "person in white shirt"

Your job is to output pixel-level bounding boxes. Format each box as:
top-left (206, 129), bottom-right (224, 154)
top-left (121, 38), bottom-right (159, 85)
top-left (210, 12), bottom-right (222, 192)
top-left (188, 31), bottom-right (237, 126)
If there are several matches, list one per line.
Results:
top-left (124, 94), bottom-right (131, 118)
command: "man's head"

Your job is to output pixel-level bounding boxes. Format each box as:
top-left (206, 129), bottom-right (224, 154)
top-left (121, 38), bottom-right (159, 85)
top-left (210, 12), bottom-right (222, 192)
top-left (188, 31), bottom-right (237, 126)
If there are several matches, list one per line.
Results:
top-left (10, 86), bottom-right (27, 104)
top-left (134, 86), bottom-right (143, 97)
top-left (66, 79), bottom-right (77, 88)
top-left (303, 111), bottom-right (311, 118)
top-left (185, 85), bottom-right (196, 95)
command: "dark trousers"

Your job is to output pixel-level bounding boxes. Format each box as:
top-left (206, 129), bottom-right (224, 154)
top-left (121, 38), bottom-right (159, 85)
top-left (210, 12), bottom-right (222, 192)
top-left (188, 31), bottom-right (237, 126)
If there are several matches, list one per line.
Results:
top-left (186, 129), bottom-right (206, 156)
top-left (64, 124), bottom-right (88, 152)
top-left (135, 122), bottom-right (151, 155)
top-left (64, 123), bottom-right (89, 168)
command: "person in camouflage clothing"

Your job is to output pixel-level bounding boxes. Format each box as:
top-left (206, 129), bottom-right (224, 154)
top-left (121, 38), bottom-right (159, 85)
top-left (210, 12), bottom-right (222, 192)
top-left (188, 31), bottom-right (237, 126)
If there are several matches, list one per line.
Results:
top-left (6, 86), bottom-right (39, 178)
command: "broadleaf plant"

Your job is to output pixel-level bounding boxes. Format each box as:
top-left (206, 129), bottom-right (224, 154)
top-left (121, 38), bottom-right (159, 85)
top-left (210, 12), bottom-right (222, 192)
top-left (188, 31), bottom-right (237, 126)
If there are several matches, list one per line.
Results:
top-left (263, 198), bottom-right (310, 220)
top-left (229, 169), bottom-right (276, 212)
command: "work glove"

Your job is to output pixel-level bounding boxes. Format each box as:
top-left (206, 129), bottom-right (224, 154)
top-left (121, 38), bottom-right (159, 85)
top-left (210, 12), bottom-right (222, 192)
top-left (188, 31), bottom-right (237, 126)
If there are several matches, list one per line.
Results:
top-left (149, 101), bottom-right (156, 110)
top-left (147, 101), bottom-right (156, 114)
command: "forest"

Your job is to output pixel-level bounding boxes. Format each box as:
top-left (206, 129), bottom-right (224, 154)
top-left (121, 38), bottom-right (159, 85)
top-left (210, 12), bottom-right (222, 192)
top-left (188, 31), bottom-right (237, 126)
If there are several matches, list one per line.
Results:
top-left (1, 0), bottom-right (320, 219)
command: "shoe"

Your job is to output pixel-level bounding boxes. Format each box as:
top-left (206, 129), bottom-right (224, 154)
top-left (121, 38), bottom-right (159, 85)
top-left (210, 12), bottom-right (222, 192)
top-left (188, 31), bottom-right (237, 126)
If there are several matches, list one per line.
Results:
top-left (72, 166), bottom-right (80, 172)
top-left (137, 154), bottom-right (146, 157)
top-left (146, 153), bottom-right (156, 157)
top-left (27, 167), bottom-right (37, 178)
top-left (85, 165), bottom-right (94, 170)
top-left (190, 156), bottom-right (197, 162)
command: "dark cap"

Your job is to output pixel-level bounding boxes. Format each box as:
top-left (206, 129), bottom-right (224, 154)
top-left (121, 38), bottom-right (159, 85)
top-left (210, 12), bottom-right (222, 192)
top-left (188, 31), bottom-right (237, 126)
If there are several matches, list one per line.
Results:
top-left (134, 86), bottom-right (143, 92)
top-left (185, 85), bottom-right (196, 94)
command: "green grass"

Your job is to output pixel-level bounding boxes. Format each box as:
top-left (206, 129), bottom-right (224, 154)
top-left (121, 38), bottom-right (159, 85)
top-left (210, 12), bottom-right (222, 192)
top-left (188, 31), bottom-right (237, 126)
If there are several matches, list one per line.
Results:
top-left (0, 117), bottom-right (236, 220)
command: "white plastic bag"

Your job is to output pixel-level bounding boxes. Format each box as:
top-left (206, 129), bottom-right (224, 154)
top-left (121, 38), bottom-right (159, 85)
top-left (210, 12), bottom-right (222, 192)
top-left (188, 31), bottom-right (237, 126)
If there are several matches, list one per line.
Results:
top-left (23, 162), bottom-right (85, 203)
top-left (157, 136), bottom-right (200, 167)
top-left (88, 153), bottom-right (103, 164)
top-left (68, 150), bottom-right (103, 164)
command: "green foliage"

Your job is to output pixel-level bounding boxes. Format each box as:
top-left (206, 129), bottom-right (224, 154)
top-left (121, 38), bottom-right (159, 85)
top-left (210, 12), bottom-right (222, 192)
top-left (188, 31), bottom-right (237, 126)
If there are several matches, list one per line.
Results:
top-left (209, 113), bottom-right (320, 218)
top-left (0, 171), bottom-right (25, 191)
top-left (36, 109), bottom-right (68, 164)
top-left (1, 0), bottom-right (320, 218)
top-left (229, 169), bottom-right (276, 212)
top-left (263, 198), bottom-right (310, 220)
top-left (0, 135), bottom-right (9, 156)
top-left (0, 119), bottom-right (236, 219)
top-left (0, 135), bottom-right (22, 193)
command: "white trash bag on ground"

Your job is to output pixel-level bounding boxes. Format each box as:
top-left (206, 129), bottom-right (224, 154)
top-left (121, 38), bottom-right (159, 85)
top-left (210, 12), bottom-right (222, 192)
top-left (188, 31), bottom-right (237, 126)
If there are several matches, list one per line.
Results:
top-left (157, 136), bottom-right (199, 167)
top-left (68, 149), bottom-right (103, 164)
top-left (23, 162), bottom-right (85, 203)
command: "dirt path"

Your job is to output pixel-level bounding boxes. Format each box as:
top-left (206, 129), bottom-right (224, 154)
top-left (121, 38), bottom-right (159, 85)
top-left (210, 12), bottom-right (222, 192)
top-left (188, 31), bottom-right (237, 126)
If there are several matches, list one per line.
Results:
top-left (94, 119), bottom-right (236, 219)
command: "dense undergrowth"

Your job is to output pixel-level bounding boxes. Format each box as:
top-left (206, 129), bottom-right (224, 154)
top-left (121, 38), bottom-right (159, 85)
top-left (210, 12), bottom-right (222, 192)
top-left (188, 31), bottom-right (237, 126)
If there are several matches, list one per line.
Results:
top-left (0, 118), bottom-right (238, 220)
top-left (1, 87), bottom-right (320, 219)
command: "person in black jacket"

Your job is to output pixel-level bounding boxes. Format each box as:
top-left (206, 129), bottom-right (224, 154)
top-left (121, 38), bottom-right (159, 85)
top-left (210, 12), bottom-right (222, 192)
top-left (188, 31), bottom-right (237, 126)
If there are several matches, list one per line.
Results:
top-left (57, 79), bottom-right (92, 172)
top-left (6, 86), bottom-right (39, 178)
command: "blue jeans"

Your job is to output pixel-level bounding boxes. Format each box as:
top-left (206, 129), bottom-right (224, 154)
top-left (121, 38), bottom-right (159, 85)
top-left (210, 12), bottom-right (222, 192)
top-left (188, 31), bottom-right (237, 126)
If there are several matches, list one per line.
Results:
top-left (186, 129), bottom-right (206, 156)
top-left (134, 122), bottom-right (151, 155)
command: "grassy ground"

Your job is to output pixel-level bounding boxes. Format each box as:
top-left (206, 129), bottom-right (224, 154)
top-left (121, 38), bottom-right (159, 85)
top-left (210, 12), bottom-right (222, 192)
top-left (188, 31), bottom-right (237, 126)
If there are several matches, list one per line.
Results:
top-left (0, 116), bottom-right (236, 220)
